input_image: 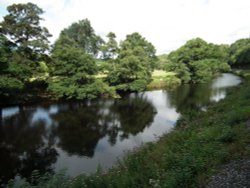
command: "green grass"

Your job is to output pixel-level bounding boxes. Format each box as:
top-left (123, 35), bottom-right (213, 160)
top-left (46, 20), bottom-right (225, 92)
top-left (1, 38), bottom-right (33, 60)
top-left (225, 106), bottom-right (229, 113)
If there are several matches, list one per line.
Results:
top-left (147, 70), bottom-right (181, 90)
top-left (94, 73), bottom-right (107, 79)
top-left (94, 70), bottom-right (174, 79)
top-left (9, 75), bottom-right (250, 188)
top-left (93, 69), bottom-right (181, 90)
top-left (151, 70), bottom-right (175, 78)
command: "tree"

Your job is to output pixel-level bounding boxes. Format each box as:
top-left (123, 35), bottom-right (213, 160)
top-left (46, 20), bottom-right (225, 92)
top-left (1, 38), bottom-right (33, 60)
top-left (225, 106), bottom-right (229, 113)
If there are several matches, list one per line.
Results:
top-left (49, 35), bottom-right (96, 98)
top-left (61, 19), bottom-right (103, 56)
top-left (0, 34), bottom-right (12, 72)
top-left (101, 32), bottom-right (118, 60)
top-left (0, 34), bottom-right (26, 98)
top-left (49, 34), bottom-right (115, 99)
top-left (0, 2), bottom-right (51, 61)
top-left (165, 61), bottom-right (191, 83)
top-left (168, 38), bottom-right (227, 65)
top-left (0, 3), bottom-right (52, 99)
top-left (107, 32), bottom-right (157, 91)
top-left (167, 38), bottom-right (230, 83)
top-left (229, 38), bottom-right (250, 66)
top-left (51, 35), bottom-right (97, 77)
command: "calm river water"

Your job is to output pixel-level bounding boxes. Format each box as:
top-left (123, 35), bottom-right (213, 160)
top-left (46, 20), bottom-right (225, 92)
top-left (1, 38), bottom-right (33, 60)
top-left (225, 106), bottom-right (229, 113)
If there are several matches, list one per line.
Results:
top-left (0, 73), bottom-right (241, 185)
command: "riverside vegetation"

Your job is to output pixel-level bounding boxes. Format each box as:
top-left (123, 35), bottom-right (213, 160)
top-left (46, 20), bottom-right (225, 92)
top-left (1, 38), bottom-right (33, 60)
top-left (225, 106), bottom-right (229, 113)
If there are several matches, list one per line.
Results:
top-left (1, 2), bottom-right (250, 187)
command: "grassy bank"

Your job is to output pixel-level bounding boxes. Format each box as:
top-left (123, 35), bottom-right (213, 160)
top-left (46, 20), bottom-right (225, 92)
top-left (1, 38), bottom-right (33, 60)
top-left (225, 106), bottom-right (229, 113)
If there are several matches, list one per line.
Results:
top-left (9, 75), bottom-right (250, 188)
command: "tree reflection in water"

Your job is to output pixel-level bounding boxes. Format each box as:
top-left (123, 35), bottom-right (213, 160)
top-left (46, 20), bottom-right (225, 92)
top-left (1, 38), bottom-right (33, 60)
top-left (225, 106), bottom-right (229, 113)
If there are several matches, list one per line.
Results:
top-left (110, 93), bottom-right (157, 139)
top-left (168, 83), bottom-right (212, 114)
top-left (0, 93), bottom-right (156, 185)
top-left (0, 107), bottom-right (58, 186)
top-left (52, 94), bottom-right (156, 156)
top-left (167, 73), bottom-right (241, 120)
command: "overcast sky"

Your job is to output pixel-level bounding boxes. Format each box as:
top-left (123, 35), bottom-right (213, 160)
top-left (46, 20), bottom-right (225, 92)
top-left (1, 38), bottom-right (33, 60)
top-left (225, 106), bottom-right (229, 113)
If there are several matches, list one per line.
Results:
top-left (1, 0), bottom-right (250, 54)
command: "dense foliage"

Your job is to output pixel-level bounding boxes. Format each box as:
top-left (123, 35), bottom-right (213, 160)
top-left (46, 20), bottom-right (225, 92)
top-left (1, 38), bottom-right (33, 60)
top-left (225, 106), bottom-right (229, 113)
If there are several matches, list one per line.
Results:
top-left (166, 38), bottom-right (230, 83)
top-left (48, 34), bottom-right (115, 99)
top-left (60, 19), bottom-right (104, 56)
top-left (101, 32), bottom-right (119, 61)
top-left (229, 38), bottom-right (250, 66)
top-left (0, 34), bottom-right (24, 97)
top-left (0, 3), bottom-right (51, 58)
top-left (0, 3), bottom-right (51, 99)
top-left (0, 2), bottom-right (249, 101)
top-left (107, 32), bottom-right (157, 91)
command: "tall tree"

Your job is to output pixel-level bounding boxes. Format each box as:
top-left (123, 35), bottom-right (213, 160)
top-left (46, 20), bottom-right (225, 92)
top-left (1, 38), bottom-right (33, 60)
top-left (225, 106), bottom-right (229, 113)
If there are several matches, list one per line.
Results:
top-left (49, 35), bottom-right (97, 98)
top-left (168, 38), bottom-right (227, 65)
top-left (167, 38), bottom-right (230, 83)
top-left (0, 2), bottom-right (51, 61)
top-left (0, 3), bottom-right (51, 99)
top-left (49, 34), bottom-right (115, 99)
top-left (61, 19), bottom-right (103, 56)
top-left (107, 32), bottom-right (157, 91)
top-left (101, 32), bottom-right (118, 60)
top-left (229, 38), bottom-right (250, 66)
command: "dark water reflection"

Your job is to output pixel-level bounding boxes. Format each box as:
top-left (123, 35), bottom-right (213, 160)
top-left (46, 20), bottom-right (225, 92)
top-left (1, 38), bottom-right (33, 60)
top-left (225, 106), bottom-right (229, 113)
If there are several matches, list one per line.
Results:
top-left (0, 73), bottom-right (241, 185)
top-left (168, 73), bottom-right (241, 115)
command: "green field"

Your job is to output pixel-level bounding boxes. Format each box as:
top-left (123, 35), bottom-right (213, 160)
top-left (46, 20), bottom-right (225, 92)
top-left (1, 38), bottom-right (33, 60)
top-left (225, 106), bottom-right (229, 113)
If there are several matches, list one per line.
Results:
top-left (147, 70), bottom-right (181, 90)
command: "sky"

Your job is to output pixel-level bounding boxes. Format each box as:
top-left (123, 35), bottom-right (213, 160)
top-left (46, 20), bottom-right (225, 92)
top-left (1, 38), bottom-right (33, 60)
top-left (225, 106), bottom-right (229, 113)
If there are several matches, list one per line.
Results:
top-left (0, 0), bottom-right (250, 54)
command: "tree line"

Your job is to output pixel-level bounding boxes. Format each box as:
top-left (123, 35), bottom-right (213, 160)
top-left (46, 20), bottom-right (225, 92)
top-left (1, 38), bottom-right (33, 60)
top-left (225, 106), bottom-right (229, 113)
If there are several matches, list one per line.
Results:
top-left (0, 3), bottom-right (249, 102)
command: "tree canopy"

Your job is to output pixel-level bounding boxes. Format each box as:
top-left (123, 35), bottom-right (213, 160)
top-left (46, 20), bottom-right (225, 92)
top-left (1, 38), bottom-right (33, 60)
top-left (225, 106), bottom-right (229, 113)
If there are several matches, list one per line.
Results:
top-left (0, 2), bottom-right (51, 60)
top-left (229, 38), bottom-right (250, 66)
top-left (48, 28), bottom-right (115, 99)
top-left (107, 32), bottom-right (157, 91)
top-left (166, 38), bottom-right (230, 83)
top-left (60, 19), bottom-right (103, 56)
top-left (0, 3), bottom-right (51, 99)
top-left (101, 32), bottom-right (118, 60)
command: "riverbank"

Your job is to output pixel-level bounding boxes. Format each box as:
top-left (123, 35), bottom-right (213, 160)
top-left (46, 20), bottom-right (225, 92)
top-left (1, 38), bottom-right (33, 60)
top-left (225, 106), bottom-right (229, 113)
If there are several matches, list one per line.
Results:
top-left (8, 73), bottom-right (250, 187)
top-left (0, 70), bottom-right (180, 107)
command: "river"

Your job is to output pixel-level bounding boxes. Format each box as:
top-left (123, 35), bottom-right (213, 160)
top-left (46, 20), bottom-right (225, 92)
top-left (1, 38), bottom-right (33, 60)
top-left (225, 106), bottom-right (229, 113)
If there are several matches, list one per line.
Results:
top-left (0, 73), bottom-right (241, 185)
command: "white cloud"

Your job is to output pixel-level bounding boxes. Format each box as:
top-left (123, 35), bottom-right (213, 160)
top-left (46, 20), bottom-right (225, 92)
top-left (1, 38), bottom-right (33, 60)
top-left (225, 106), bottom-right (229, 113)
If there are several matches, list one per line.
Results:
top-left (1, 0), bottom-right (250, 54)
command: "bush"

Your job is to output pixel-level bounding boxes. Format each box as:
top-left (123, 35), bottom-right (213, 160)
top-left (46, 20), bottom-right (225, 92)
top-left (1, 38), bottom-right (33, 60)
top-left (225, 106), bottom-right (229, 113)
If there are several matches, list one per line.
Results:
top-left (0, 75), bottom-right (24, 96)
top-left (48, 78), bottom-right (117, 100)
top-left (190, 59), bottom-right (231, 83)
top-left (129, 79), bottom-right (148, 91)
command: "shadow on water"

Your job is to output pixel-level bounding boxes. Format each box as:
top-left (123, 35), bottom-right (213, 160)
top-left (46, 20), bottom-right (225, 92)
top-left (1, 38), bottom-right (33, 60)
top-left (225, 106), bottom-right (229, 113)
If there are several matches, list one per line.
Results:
top-left (0, 73), bottom-right (241, 185)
